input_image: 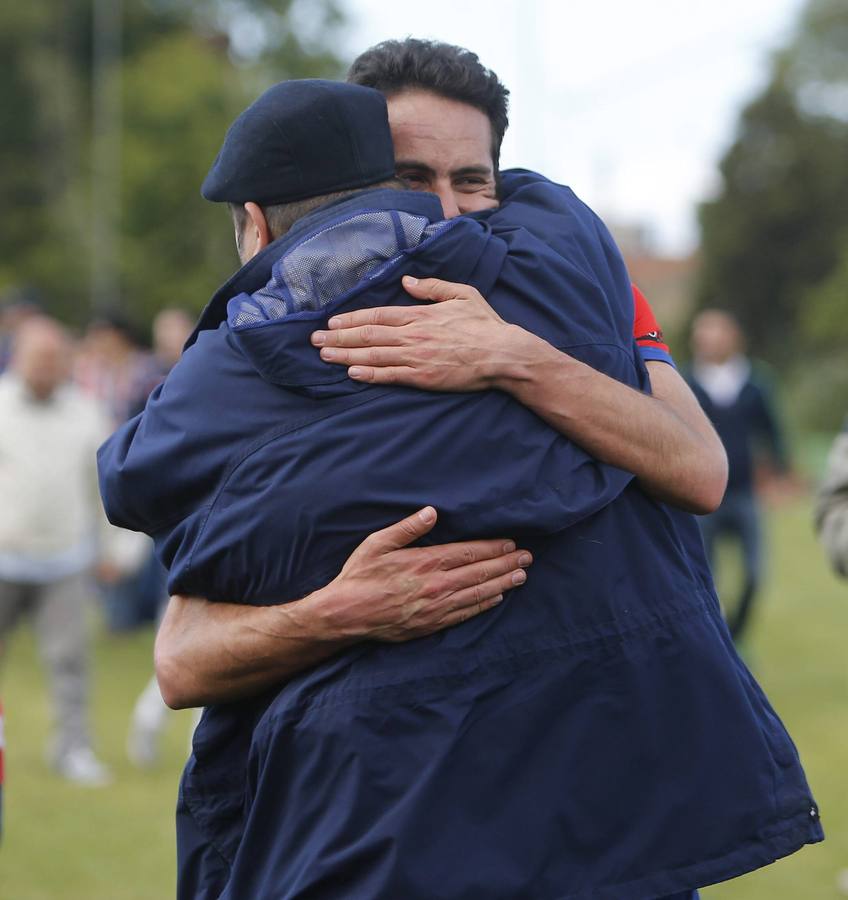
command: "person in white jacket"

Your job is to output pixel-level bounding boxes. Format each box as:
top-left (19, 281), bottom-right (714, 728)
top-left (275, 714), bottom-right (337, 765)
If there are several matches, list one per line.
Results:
top-left (816, 423), bottom-right (848, 578)
top-left (0, 317), bottom-right (114, 785)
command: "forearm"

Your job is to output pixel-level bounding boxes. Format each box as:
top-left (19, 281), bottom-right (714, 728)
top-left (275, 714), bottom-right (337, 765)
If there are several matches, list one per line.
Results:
top-left (155, 590), bottom-right (352, 709)
top-left (155, 509), bottom-right (532, 708)
top-left (316, 279), bottom-right (727, 513)
top-left (494, 327), bottom-right (728, 513)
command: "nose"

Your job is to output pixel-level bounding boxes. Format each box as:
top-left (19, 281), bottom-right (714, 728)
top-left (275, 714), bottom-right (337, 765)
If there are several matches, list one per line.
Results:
top-left (435, 185), bottom-right (462, 220)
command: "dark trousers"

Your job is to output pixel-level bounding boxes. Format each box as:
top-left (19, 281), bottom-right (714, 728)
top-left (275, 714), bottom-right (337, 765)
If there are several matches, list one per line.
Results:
top-left (699, 488), bottom-right (762, 641)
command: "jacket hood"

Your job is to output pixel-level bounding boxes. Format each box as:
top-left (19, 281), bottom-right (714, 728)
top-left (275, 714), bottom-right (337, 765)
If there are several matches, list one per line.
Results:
top-left (225, 189), bottom-right (504, 398)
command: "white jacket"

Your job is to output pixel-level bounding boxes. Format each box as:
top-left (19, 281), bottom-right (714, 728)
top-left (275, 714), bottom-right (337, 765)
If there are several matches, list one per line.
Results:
top-left (0, 374), bottom-right (123, 580)
top-left (815, 429), bottom-right (848, 578)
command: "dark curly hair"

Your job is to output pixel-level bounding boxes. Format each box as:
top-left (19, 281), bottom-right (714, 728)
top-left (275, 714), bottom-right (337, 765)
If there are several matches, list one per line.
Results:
top-left (348, 38), bottom-right (510, 170)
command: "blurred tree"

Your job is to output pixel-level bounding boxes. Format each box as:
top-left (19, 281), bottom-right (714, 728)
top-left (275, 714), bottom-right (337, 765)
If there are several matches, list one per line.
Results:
top-left (697, 0), bottom-right (848, 367)
top-left (789, 228), bottom-right (848, 429)
top-left (0, 0), bottom-right (348, 328)
top-left (0, 3), bottom-right (92, 320)
top-left (803, 234), bottom-right (848, 349)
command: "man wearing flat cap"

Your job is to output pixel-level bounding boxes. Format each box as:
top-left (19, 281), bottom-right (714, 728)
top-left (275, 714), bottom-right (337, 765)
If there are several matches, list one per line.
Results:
top-left (202, 79), bottom-right (397, 206)
top-left (151, 46), bottom-right (730, 711)
top-left (99, 74), bottom-right (819, 900)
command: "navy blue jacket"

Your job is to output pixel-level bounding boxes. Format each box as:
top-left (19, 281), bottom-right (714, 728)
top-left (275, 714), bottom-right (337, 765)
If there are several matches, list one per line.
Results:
top-left (99, 172), bottom-right (821, 899)
top-left (686, 364), bottom-right (788, 494)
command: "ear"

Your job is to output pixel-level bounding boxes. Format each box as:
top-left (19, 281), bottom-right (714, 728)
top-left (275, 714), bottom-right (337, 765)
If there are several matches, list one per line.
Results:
top-left (243, 201), bottom-right (272, 259)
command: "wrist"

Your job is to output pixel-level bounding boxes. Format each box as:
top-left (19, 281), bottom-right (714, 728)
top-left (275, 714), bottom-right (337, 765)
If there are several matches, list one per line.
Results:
top-left (491, 326), bottom-right (570, 395)
top-left (292, 582), bottom-right (362, 646)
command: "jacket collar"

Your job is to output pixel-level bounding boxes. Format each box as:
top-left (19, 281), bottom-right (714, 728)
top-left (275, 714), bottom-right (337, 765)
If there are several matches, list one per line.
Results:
top-left (185, 189), bottom-right (444, 349)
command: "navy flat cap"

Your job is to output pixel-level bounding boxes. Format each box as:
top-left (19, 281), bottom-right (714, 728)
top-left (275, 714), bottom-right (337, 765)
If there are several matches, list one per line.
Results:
top-left (201, 79), bottom-right (396, 205)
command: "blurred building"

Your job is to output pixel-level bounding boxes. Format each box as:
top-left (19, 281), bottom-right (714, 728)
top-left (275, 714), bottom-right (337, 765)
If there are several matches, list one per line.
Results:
top-left (607, 220), bottom-right (701, 343)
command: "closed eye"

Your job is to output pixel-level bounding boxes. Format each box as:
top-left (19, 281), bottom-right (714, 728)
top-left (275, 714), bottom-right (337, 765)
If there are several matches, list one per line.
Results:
top-left (455, 177), bottom-right (495, 193)
top-left (397, 171), bottom-right (430, 189)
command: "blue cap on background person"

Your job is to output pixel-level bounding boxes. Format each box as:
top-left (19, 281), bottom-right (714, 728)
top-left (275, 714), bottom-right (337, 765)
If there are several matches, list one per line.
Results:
top-left (201, 79), bottom-right (396, 206)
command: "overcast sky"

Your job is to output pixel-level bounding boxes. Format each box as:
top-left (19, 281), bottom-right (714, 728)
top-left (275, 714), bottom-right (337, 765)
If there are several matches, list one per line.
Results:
top-left (341, 0), bottom-right (808, 253)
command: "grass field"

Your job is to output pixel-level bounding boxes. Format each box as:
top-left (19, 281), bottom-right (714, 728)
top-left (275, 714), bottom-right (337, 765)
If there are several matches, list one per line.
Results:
top-left (0, 495), bottom-right (846, 899)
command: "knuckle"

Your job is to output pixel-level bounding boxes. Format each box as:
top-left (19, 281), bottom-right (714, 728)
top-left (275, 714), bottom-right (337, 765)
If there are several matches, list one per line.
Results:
top-left (435, 552), bottom-right (454, 572)
top-left (360, 532), bottom-right (378, 549)
top-left (399, 520), bottom-right (418, 539)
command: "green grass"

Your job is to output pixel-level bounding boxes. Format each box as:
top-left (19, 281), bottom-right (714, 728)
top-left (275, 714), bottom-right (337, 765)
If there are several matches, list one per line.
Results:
top-left (702, 496), bottom-right (848, 900)
top-left (0, 628), bottom-right (196, 900)
top-left (0, 496), bottom-right (846, 899)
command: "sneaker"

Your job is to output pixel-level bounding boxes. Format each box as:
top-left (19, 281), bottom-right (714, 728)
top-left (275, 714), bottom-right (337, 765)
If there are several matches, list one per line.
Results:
top-left (55, 746), bottom-right (113, 787)
top-left (127, 719), bottom-right (160, 769)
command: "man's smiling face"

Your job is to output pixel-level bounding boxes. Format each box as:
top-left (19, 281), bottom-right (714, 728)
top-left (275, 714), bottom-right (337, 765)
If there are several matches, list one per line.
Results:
top-left (386, 89), bottom-right (499, 220)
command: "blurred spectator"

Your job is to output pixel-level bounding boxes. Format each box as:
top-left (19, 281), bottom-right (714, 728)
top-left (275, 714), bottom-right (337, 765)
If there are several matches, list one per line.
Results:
top-left (686, 309), bottom-right (790, 643)
top-left (152, 307), bottom-right (194, 375)
top-left (0, 699), bottom-right (4, 838)
top-left (127, 308), bottom-right (195, 767)
top-left (0, 318), bottom-right (113, 785)
top-left (815, 420), bottom-right (848, 578)
top-left (0, 288), bottom-right (42, 375)
top-left (75, 312), bottom-right (169, 632)
top-left (815, 422), bottom-right (848, 897)
top-left (74, 311), bottom-right (160, 426)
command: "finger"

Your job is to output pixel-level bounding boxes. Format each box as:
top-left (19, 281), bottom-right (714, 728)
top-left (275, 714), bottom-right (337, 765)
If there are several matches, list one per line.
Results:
top-left (443, 550), bottom-right (533, 592)
top-left (312, 324), bottom-right (406, 349)
top-left (402, 275), bottom-right (481, 304)
top-left (366, 507), bottom-right (438, 553)
top-left (427, 538), bottom-right (524, 571)
top-left (326, 307), bottom-right (417, 330)
top-left (319, 347), bottom-right (407, 367)
top-left (435, 591), bottom-right (505, 631)
top-left (347, 365), bottom-right (420, 385)
top-left (445, 566), bottom-right (529, 615)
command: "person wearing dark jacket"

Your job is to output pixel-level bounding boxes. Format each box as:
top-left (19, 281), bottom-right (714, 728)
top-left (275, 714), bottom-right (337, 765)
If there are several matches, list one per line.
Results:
top-left (99, 80), bottom-right (820, 900)
top-left (153, 38), bottom-right (727, 716)
top-left (686, 309), bottom-right (790, 641)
